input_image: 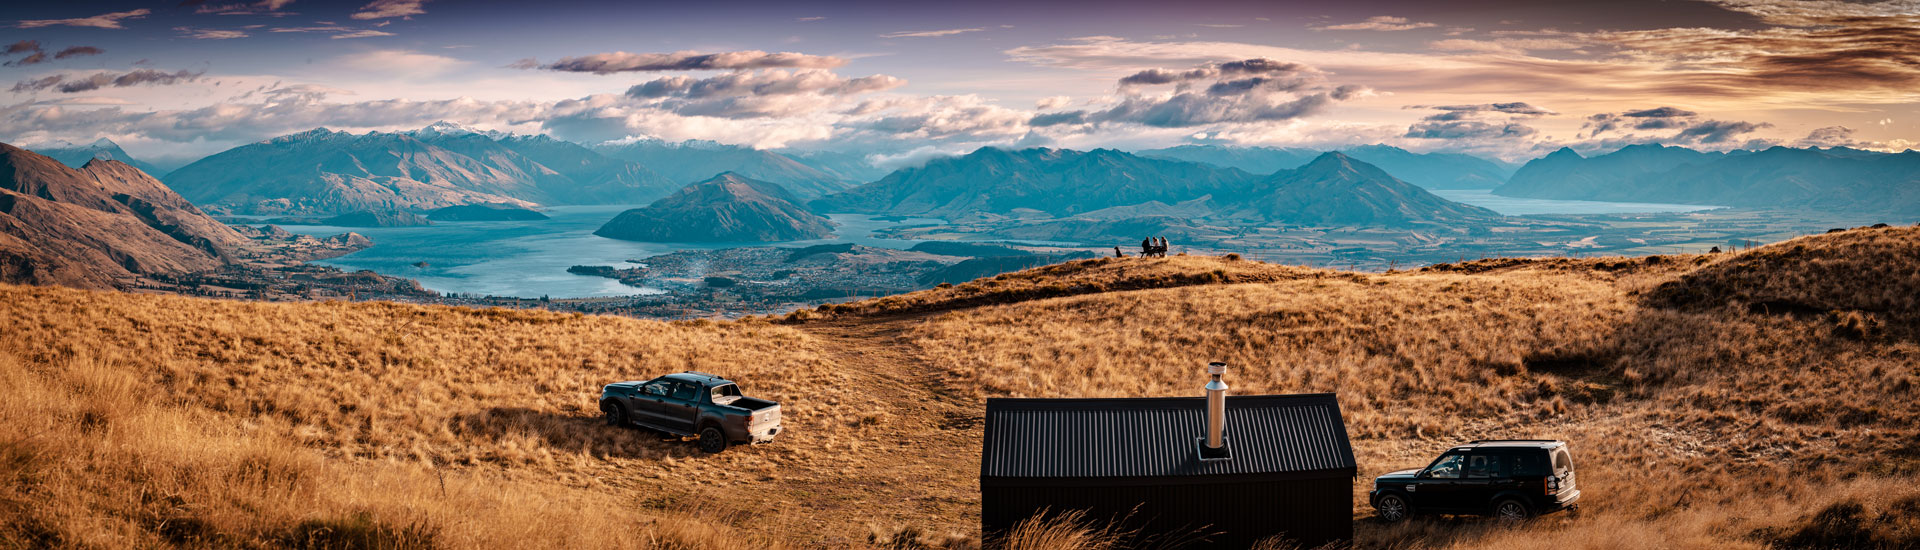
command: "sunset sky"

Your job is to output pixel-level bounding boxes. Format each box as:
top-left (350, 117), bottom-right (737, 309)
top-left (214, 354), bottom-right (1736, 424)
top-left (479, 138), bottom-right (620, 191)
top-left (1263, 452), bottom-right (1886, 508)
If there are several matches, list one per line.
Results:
top-left (3, 0), bottom-right (1915, 165)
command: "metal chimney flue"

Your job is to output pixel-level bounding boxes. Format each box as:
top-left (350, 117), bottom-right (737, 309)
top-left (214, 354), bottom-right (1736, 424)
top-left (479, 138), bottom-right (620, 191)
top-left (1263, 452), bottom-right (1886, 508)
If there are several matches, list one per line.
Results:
top-left (1200, 361), bottom-right (1231, 460)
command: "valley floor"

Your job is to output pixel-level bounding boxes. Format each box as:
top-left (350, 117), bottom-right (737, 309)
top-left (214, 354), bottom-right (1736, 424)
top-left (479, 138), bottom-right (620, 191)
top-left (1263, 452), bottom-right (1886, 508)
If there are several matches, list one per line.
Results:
top-left (2, 225), bottom-right (1918, 549)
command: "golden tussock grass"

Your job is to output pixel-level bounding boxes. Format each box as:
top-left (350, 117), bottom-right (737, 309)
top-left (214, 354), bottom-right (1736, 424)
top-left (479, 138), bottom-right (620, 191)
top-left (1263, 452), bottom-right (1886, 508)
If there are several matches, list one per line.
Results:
top-left (3, 225), bottom-right (1918, 548)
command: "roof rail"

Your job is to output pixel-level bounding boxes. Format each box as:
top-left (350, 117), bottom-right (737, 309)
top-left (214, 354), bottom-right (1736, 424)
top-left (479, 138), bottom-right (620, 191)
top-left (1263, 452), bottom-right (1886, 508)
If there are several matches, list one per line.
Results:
top-left (682, 370), bottom-right (720, 377)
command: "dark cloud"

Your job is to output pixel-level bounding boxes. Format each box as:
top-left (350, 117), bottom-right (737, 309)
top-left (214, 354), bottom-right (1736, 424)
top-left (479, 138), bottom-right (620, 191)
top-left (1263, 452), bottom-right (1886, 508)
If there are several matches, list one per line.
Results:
top-left (526, 50), bottom-right (846, 74)
top-left (4, 52), bottom-right (49, 67)
top-left (53, 46), bottom-right (105, 60)
top-left (1118, 58), bottom-right (1314, 88)
top-left (1584, 106), bottom-right (1700, 136)
top-left (1674, 119), bottom-right (1770, 144)
top-left (625, 70), bottom-right (901, 100)
top-left (1417, 102), bottom-right (1555, 116)
top-left (11, 70), bottom-right (206, 94)
top-left (1598, 14), bottom-right (1920, 94)
top-left (192, 0), bottom-right (296, 15)
top-left (1623, 106), bottom-right (1695, 118)
top-left (4, 41), bottom-right (38, 55)
top-left (1798, 126), bottom-right (1858, 148)
top-left (1405, 120), bottom-right (1538, 139)
top-left (1073, 91), bottom-right (1345, 128)
top-left (1027, 111), bottom-right (1086, 127)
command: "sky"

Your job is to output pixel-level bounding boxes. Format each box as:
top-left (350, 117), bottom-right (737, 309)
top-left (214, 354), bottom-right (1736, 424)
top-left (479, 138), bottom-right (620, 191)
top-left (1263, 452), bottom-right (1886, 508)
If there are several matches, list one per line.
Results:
top-left (1, 0), bottom-right (1916, 165)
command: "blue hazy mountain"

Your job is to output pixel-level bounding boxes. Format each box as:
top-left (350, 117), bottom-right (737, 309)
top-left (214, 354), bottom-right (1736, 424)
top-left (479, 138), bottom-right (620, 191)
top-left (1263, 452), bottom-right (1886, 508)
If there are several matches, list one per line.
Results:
top-left (1137, 144), bottom-right (1514, 189)
top-left (29, 139), bottom-right (168, 179)
top-left (780, 149), bottom-right (893, 185)
top-left (163, 124), bottom-right (678, 215)
top-left (816, 147), bottom-right (1498, 227)
top-left (592, 139), bottom-right (851, 199)
top-left (1499, 144), bottom-right (1919, 213)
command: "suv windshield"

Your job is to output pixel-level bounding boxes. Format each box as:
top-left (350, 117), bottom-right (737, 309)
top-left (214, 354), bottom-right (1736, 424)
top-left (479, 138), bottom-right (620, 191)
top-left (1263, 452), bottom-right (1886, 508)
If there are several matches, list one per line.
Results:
top-left (1425, 453), bottom-right (1466, 479)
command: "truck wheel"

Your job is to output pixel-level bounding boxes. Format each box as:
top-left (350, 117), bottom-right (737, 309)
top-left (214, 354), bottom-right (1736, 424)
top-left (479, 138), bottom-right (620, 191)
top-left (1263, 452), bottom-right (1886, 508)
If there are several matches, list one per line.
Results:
top-left (698, 426), bottom-right (728, 454)
top-left (605, 403), bottom-right (627, 427)
top-left (1376, 494), bottom-right (1412, 522)
top-left (1494, 498), bottom-right (1532, 522)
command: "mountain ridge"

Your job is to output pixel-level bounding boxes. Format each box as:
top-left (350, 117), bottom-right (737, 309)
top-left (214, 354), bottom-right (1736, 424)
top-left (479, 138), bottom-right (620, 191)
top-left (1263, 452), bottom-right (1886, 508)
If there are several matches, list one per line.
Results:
top-left (594, 172), bottom-right (836, 243)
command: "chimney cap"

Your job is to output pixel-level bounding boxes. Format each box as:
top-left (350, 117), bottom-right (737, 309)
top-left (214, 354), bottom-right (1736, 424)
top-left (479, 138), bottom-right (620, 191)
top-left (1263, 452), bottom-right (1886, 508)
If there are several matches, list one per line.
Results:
top-left (1207, 362), bottom-right (1227, 375)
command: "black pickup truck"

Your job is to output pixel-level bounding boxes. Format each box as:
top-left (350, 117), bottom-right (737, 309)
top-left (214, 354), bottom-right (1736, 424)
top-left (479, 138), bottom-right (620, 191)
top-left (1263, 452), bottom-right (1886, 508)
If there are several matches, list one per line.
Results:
top-left (600, 371), bottom-right (782, 453)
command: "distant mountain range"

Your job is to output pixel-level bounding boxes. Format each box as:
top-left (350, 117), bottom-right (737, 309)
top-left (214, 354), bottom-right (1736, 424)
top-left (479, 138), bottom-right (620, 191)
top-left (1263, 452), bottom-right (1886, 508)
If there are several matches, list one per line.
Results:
top-left (592, 139), bottom-right (853, 199)
top-left (1496, 144), bottom-right (1920, 213)
top-left (595, 172), bottom-right (835, 243)
top-left (29, 138), bottom-right (169, 178)
top-left (816, 147), bottom-right (1499, 227)
top-left (163, 123), bottom-right (678, 215)
top-left (0, 143), bottom-right (250, 289)
top-left (1138, 144), bottom-right (1516, 190)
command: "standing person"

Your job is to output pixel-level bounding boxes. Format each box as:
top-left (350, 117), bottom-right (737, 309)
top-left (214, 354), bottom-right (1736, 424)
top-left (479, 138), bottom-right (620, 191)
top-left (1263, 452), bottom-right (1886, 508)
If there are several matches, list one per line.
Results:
top-left (1141, 237), bottom-right (1152, 257)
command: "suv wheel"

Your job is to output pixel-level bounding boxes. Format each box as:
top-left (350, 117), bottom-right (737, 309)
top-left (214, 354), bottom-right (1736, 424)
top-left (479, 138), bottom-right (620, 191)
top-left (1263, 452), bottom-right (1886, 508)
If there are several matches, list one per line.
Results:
top-left (1376, 493), bottom-right (1411, 522)
top-left (604, 403), bottom-right (626, 427)
top-left (1494, 498), bottom-right (1532, 522)
top-left (698, 426), bottom-right (728, 454)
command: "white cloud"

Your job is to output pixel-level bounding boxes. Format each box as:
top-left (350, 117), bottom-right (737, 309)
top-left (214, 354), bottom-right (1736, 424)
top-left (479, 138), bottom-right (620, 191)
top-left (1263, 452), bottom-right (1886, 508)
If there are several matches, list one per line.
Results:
top-left (350, 0), bottom-right (427, 20)
top-left (1318, 16), bottom-right (1438, 32)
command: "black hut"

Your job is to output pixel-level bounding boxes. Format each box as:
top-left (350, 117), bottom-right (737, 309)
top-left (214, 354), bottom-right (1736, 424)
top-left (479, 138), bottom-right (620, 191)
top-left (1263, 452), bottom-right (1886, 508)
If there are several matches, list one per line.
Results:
top-left (980, 370), bottom-right (1355, 548)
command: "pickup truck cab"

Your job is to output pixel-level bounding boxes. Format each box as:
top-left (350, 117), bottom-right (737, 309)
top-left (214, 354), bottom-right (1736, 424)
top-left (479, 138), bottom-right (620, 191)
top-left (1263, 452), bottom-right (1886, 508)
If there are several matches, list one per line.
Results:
top-left (1370, 440), bottom-right (1581, 522)
top-left (600, 371), bottom-right (781, 453)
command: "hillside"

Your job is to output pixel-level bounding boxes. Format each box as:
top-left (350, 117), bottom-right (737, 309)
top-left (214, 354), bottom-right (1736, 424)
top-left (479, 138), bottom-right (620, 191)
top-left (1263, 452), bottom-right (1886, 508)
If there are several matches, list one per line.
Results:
top-left (0, 143), bottom-right (251, 289)
top-left (1221, 152), bottom-right (1503, 226)
top-left (813, 147), bottom-right (1260, 219)
top-left (594, 172), bottom-right (835, 243)
top-left (163, 126), bottom-right (679, 215)
top-left (3, 225), bottom-right (1918, 549)
top-left (1495, 144), bottom-right (1920, 213)
top-left (1138, 144), bottom-right (1514, 189)
top-left (593, 140), bottom-right (849, 199)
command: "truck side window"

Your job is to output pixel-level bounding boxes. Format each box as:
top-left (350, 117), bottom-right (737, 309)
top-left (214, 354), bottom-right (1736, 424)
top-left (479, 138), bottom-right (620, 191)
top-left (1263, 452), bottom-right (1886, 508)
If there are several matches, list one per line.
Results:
top-left (1425, 453), bottom-right (1466, 479)
top-left (1466, 453), bottom-right (1503, 479)
top-left (642, 381), bottom-right (670, 396)
top-left (670, 382), bottom-right (697, 401)
top-left (1510, 452), bottom-right (1550, 477)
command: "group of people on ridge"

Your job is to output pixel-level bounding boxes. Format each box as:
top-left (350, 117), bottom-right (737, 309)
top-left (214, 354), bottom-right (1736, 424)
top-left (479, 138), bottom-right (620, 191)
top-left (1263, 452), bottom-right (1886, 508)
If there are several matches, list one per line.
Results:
top-left (1114, 237), bottom-right (1171, 258)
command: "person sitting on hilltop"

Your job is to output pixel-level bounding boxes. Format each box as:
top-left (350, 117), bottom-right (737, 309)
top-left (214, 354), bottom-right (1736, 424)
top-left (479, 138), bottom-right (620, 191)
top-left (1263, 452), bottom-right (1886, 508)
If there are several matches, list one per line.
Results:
top-left (1114, 246), bottom-right (1126, 258)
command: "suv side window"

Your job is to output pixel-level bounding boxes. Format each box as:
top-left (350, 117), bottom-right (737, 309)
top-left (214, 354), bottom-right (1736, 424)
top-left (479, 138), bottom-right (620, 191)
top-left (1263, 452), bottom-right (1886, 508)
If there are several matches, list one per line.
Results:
top-left (1509, 451), bottom-right (1551, 477)
top-left (670, 382), bottom-right (698, 401)
top-left (1466, 453), bottom-right (1504, 479)
top-left (1425, 452), bottom-right (1467, 479)
top-left (1553, 449), bottom-right (1575, 476)
top-left (642, 381), bottom-right (671, 396)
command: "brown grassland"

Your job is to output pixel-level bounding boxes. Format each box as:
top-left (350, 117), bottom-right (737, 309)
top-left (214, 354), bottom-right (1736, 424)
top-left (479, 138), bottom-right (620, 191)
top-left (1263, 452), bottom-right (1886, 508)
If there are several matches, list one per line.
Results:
top-left (3, 226), bottom-right (1918, 549)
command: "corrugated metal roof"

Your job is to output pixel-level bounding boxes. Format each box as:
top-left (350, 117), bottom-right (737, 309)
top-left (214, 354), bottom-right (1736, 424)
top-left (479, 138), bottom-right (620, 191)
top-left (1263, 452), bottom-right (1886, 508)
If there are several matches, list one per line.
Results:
top-left (981, 394), bottom-right (1354, 479)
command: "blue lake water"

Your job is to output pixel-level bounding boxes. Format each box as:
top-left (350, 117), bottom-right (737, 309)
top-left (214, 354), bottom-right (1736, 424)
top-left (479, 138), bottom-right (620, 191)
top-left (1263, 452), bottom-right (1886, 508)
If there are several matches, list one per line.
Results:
top-left (1430, 189), bottom-right (1721, 216)
top-left (264, 192), bottom-right (1722, 299)
top-left (267, 206), bottom-right (946, 299)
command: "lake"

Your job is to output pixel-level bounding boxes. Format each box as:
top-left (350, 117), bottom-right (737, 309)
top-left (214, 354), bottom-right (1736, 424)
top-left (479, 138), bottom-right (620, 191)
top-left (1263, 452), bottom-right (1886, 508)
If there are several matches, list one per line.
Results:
top-left (272, 192), bottom-right (1721, 299)
top-left (273, 206), bottom-right (946, 299)
top-left (1431, 189), bottom-right (1721, 216)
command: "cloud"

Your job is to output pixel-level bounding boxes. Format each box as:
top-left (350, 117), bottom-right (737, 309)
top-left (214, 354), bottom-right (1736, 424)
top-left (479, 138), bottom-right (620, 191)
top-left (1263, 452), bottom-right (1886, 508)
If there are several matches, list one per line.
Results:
top-left (176, 26), bottom-right (251, 39)
top-left (1405, 120), bottom-right (1538, 139)
top-left (524, 50), bottom-right (846, 74)
top-left (1410, 102), bottom-right (1556, 121)
top-left (53, 46), bottom-right (104, 60)
top-left (4, 52), bottom-right (47, 67)
top-left (1195, 24), bottom-right (1244, 28)
top-left (4, 40), bottom-right (37, 55)
top-left (336, 49), bottom-right (464, 75)
top-left (10, 69), bottom-right (206, 94)
top-left (1035, 95), bottom-right (1072, 110)
top-left (1050, 58), bottom-right (1364, 128)
top-left (350, 0), bottom-right (427, 20)
top-left (838, 95), bottom-right (1033, 142)
top-left (622, 69), bottom-right (904, 119)
top-left (1674, 119), bottom-right (1770, 144)
top-left (1427, 37), bottom-right (1585, 55)
top-left (17, 8), bottom-right (151, 29)
top-left (796, 16), bottom-right (825, 22)
top-left (879, 28), bottom-right (985, 38)
top-left (1119, 58), bottom-right (1318, 87)
top-left (1583, 106), bottom-right (1700, 136)
top-left (193, 0), bottom-right (297, 15)
top-left (332, 29), bottom-right (395, 39)
top-left (1797, 125), bottom-right (1857, 147)
top-left (1318, 16), bottom-right (1438, 32)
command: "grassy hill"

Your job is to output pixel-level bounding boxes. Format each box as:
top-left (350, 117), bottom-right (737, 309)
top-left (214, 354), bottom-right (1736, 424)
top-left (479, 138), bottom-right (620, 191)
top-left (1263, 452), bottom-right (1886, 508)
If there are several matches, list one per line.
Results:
top-left (3, 226), bottom-right (1919, 549)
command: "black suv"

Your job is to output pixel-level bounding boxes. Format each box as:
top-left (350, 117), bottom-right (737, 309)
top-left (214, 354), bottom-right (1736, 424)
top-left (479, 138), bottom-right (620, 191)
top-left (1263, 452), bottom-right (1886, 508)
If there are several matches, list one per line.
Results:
top-left (1369, 440), bottom-right (1581, 522)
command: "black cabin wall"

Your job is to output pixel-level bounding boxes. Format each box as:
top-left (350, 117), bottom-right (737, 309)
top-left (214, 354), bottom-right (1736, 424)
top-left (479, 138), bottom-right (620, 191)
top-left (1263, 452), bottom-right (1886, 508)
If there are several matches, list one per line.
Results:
top-left (982, 476), bottom-right (1352, 548)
